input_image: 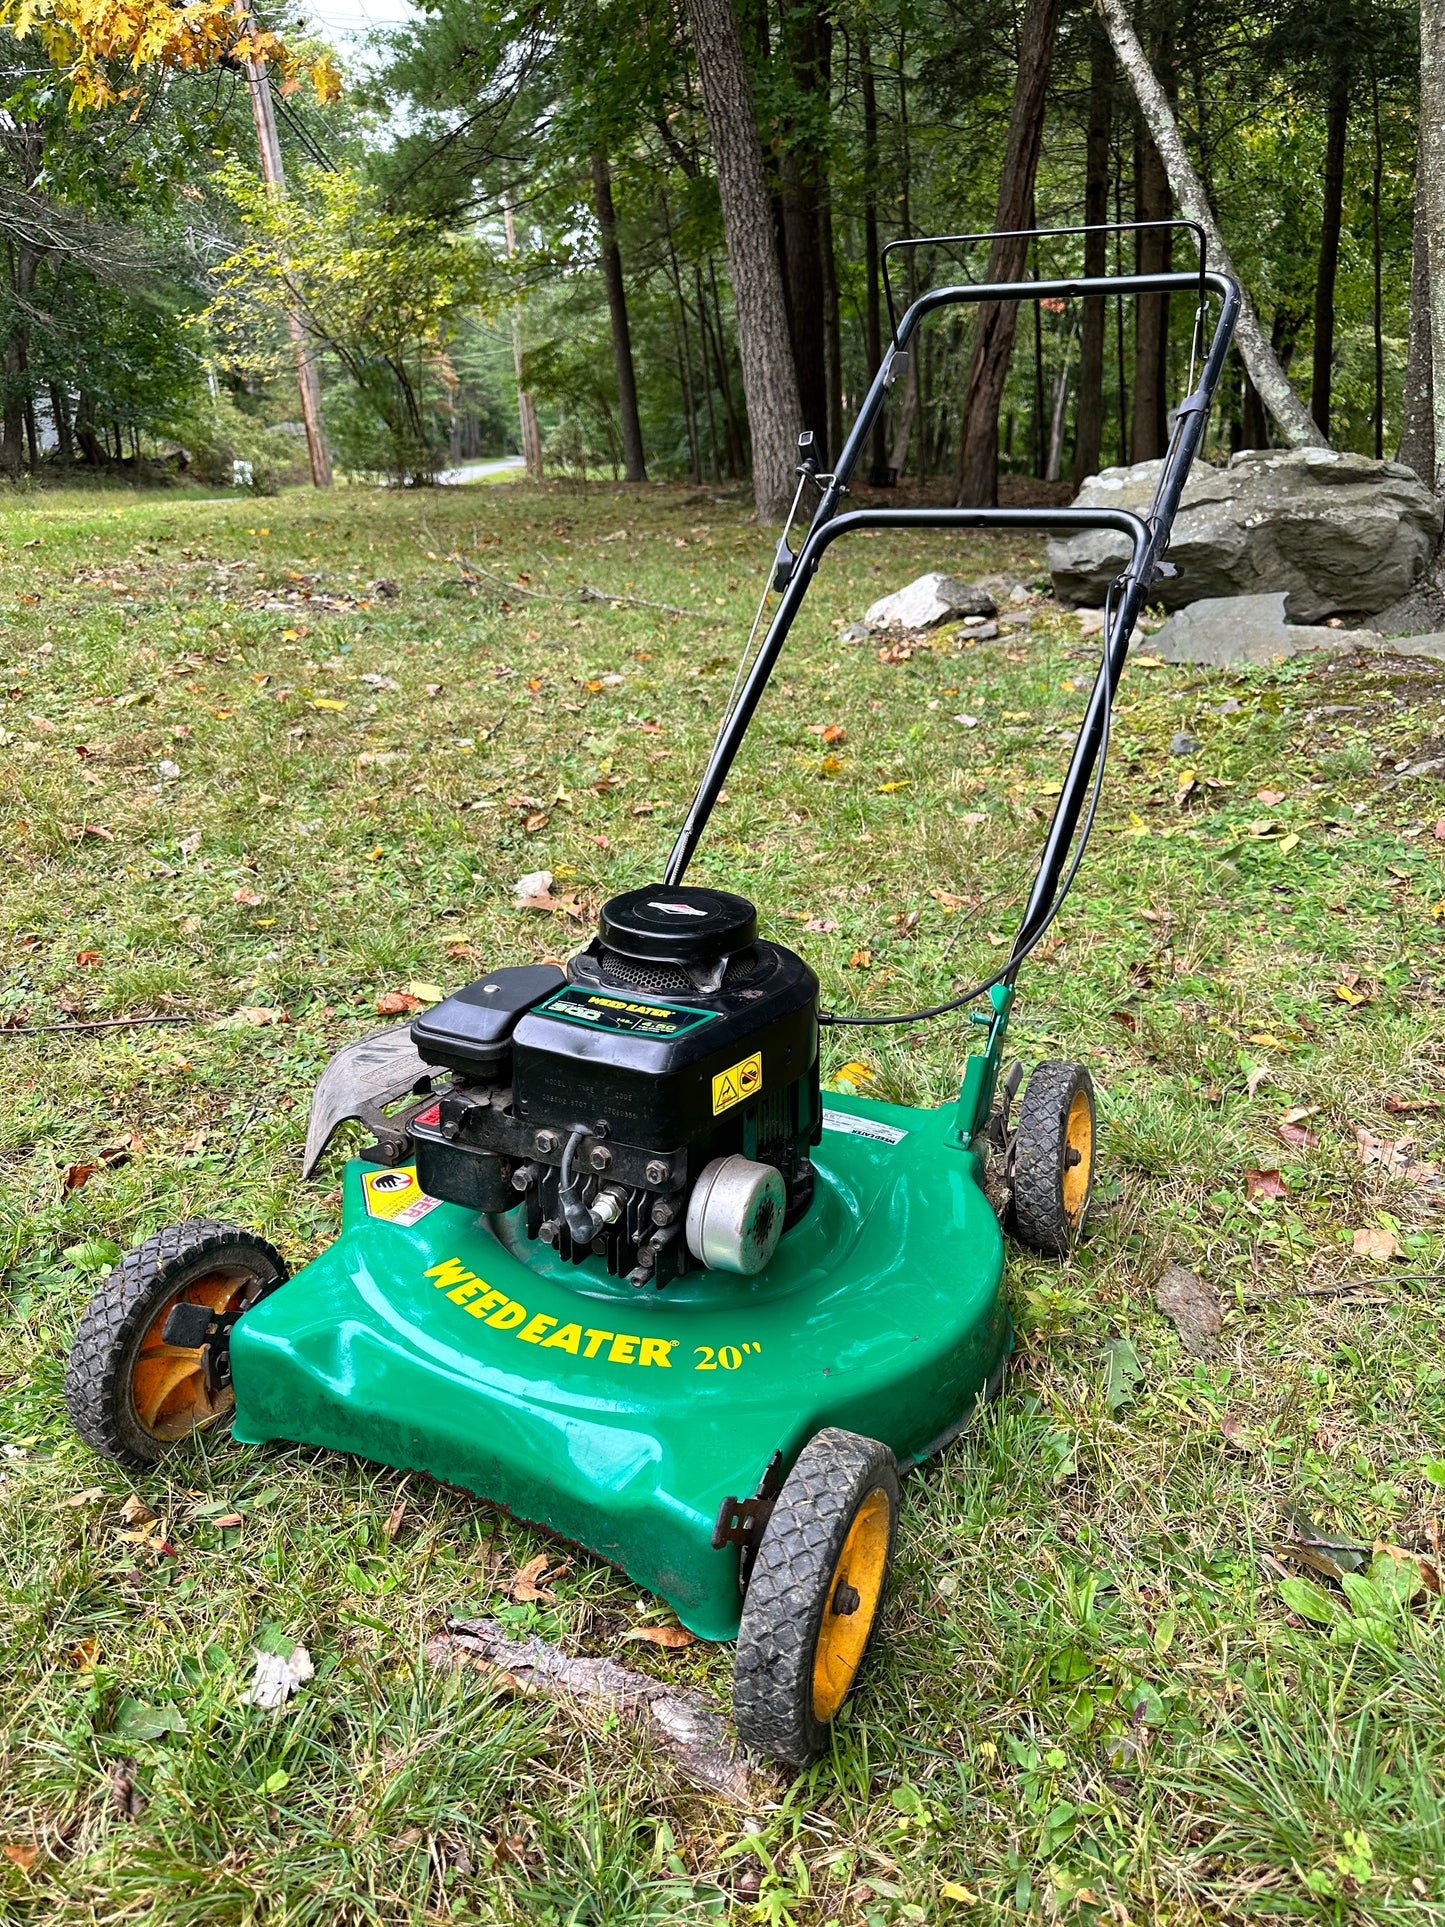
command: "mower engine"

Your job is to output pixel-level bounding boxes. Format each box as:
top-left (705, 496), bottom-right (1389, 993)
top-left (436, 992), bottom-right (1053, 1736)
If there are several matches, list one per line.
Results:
top-left (406, 886), bottom-right (820, 1288)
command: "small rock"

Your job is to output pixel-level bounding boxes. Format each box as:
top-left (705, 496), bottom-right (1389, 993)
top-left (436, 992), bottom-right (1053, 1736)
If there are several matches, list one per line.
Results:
top-left (157, 759), bottom-right (180, 779)
top-left (838, 622), bottom-right (871, 643)
top-left (1168, 732), bottom-right (1200, 756)
top-left (373, 579), bottom-right (400, 597)
top-left (1154, 1263), bottom-right (1220, 1359)
top-left (1213, 698), bottom-right (1242, 714)
top-left (864, 572), bottom-right (996, 633)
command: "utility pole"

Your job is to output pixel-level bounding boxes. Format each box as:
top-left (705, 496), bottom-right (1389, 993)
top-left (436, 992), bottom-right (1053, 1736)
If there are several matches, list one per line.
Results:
top-left (242, 52), bottom-right (333, 487)
top-left (502, 189), bottom-right (544, 480)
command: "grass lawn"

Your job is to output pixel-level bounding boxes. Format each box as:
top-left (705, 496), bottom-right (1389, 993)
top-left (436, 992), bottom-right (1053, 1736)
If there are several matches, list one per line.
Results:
top-left (2, 475), bottom-right (1445, 1925)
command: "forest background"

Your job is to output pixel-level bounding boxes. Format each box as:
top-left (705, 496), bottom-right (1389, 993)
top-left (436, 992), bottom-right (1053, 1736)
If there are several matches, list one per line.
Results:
top-left (0, 0), bottom-right (1435, 520)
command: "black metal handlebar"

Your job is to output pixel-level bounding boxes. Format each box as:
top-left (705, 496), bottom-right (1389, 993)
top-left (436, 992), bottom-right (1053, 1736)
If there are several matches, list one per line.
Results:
top-left (663, 255), bottom-right (1241, 963)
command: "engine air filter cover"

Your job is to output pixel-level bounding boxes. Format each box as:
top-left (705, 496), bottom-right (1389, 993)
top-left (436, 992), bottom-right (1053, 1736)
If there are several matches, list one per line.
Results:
top-left (598, 885), bottom-right (757, 970)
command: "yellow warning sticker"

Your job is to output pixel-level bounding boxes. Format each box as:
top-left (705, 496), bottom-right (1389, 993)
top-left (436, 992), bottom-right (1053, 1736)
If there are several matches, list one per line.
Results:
top-left (711, 1051), bottom-right (762, 1116)
top-left (362, 1165), bottom-right (442, 1226)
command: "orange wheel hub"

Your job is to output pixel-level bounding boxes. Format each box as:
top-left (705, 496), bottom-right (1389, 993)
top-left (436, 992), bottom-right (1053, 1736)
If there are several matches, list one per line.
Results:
top-left (130, 1266), bottom-right (254, 1441)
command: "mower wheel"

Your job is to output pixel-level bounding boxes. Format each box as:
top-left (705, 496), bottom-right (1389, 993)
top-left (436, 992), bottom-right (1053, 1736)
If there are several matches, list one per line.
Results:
top-left (1012, 1060), bottom-right (1096, 1255)
top-left (733, 1428), bottom-right (898, 1767)
top-left (65, 1220), bottom-right (287, 1470)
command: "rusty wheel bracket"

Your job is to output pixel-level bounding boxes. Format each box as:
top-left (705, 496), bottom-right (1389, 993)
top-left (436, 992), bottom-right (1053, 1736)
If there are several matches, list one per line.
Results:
top-left (712, 1448), bottom-right (785, 1594)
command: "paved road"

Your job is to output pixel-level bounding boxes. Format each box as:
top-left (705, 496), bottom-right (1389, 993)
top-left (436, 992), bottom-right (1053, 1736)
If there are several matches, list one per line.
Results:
top-left (436, 455), bottom-right (526, 486)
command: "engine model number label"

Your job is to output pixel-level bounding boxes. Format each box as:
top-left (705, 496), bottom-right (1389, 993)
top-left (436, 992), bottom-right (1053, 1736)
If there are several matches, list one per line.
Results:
top-left (537, 986), bottom-right (719, 1038)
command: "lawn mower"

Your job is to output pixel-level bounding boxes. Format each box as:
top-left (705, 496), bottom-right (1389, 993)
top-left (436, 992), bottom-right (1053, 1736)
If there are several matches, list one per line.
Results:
top-left (66, 227), bottom-right (1238, 1767)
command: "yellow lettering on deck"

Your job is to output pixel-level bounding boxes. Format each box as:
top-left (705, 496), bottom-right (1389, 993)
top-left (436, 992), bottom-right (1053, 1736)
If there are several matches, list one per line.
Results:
top-left (583, 1328), bottom-right (614, 1358)
top-left (540, 1322), bottom-right (582, 1353)
top-left (518, 1314), bottom-right (558, 1344)
top-left (486, 1299), bottom-right (528, 1330)
top-left (465, 1286), bottom-right (508, 1319)
top-left (425, 1258), bottom-right (475, 1292)
top-left (608, 1333), bottom-right (638, 1364)
top-left (639, 1337), bottom-right (675, 1367)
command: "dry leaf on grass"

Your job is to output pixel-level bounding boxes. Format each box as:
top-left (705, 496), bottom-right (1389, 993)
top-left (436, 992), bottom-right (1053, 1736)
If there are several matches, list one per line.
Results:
top-left (1352, 1226), bottom-right (1403, 1262)
top-left (245, 1642), bottom-right (314, 1709)
top-left (510, 1553), bottom-right (570, 1604)
top-left (1278, 1121), bottom-right (1320, 1150)
top-left (118, 1494), bottom-right (155, 1527)
top-left (232, 885), bottom-right (264, 908)
top-left (2, 1843), bottom-right (37, 1873)
top-left (1154, 1263), bottom-right (1220, 1359)
top-left (623, 1623), bottom-right (696, 1649)
top-left (63, 1487), bottom-right (105, 1508)
top-left (62, 1161), bottom-right (101, 1194)
top-left (236, 1006), bottom-right (287, 1026)
top-left (1245, 1168), bottom-right (1289, 1200)
top-left (376, 990), bottom-right (424, 1016)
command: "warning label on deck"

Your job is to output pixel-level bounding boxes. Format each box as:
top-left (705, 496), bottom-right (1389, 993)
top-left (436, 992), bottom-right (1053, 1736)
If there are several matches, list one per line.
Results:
top-left (712, 1051), bottom-right (762, 1115)
top-left (822, 1109), bottom-right (908, 1145)
top-left (362, 1165), bottom-right (443, 1225)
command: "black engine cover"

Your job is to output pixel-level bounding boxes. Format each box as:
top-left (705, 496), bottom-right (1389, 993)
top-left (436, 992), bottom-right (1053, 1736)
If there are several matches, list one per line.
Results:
top-left (406, 887), bottom-right (821, 1288)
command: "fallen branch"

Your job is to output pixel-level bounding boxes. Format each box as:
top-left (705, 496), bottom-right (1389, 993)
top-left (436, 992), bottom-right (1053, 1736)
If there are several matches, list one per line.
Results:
top-left (426, 1616), bottom-right (774, 1805)
top-left (3, 1014), bottom-right (203, 1037)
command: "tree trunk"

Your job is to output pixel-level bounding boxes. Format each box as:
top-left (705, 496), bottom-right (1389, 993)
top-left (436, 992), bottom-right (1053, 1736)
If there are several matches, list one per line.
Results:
top-left (1419, 0), bottom-right (1445, 501)
top-left (50, 383), bottom-right (72, 466)
top-left (685, 0), bottom-right (803, 517)
top-left (954, 0), bottom-right (1062, 505)
top-left (502, 190), bottom-right (544, 478)
top-left (860, 33), bottom-right (891, 483)
top-left (1073, 19), bottom-right (1112, 487)
top-left (243, 55), bottom-right (333, 488)
top-left (821, 196), bottom-right (843, 467)
top-left (1131, 91), bottom-right (1173, 462)
top-left (1094, 0), bottom-right (1327, 449)
top-left (1399, 157), bottom-right (1435, 483)
top-left (590, 152), bottom-right (647, 482)
top-left (778, 3), bottom-right (830, 459)
top-left (1309, 61), bottom-right (1351, 441)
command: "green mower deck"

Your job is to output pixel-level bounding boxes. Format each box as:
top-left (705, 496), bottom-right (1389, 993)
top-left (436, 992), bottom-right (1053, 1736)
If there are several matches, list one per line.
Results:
top-left (230, 1091), bottom-right (1010, 1640)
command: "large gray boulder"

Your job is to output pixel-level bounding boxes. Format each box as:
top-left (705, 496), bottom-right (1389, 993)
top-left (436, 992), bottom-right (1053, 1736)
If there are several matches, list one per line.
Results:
top-left (1049, 447), bottom-right (1442, 622)
top-left (864, 571), bottom-right (996, 631)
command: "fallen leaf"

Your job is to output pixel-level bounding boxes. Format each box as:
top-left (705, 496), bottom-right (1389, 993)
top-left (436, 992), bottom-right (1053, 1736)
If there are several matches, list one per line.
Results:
top-left (1220, 1411), bottom-right (1252, 1449)
top-left (312, 698), bottom-right (347, 711)
top-left (510, 1553), bottom-right (569, 1604)
top-left (1154, 1263), bottom-right (1220, 1359)
top-left (1256, 788), bottom-right (1286, 806)
top-left (940, 1881), bottom-right (979, 1904)
top-left (376, 990), bottom-right (424, 1016)
top-left (232, 885), bottom-right (264, 908)
top-left (1278, 1121), bottom-right (1319, 1150)
top-left (1352, 1226), bottom-right (1403, 1262)
top-left (819, 753), bottom-right (844, 777)
top-left (236, 1006), bottom-right (287, 1027)
top-left (213, 1513), bottom-right (244, 1530)
top-left (110, 1758), bottom-right (144, 1819)
top-left (1385, 1094), bottom-right (1442, 1115)
top-left (822, 722), bottom-right (846, 744)
top-left (113, 1696), bottom-right (187, 1739)
top-left (245, 1642), bottom-right (314, 1709)
top-left (1279, 1104), bottom-right (1320, 1124)
top-left (836, 1061), bottom-right (874, 1084)
top-left (2, 1844), bottom-right (37, 1873)
top-left (876, 779), bottom-right (912, 793)
top-left (1111, 1010), bottom-right (1138, 1032)
top-left (1245, 1168), bottom-right (1288, 1200)
top-left (407, 981), bottom-right (445, 1004)
top-left (101, 1131), bottom-right (145, 1166)
top-left (847, 948), bottom-right (872, 969)
top-left (62, 1161), bottom-right (100, 1193)
top-left (63, 1486), bottom-right (105, 1508)
top-left (75, 949), bottom-right (102, 967)
top-left (119, 1494), bottom-right (156, 1527)
top-left (1245, 1064), bottom-right (1271, 1098)
top-left (385, 1494), bottom-right (408, 1540)
top-left (929, 888), bottom-right (973, 912)
top-left (1333, 981), bottom-right (1372, 1007)
top-left (178, 1129), bottom-right (208, 1154)
top-left (802, 916), bottom-right (839, 933)
top-left (623, 1624), bottom-right (696, 1649)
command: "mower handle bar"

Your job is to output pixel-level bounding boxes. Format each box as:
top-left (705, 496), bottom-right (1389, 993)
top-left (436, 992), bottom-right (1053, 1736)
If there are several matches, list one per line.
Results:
top-left (878, 219), bottom-right (1210, 340)
top-left (664, 264), bottom-right (1241, 981)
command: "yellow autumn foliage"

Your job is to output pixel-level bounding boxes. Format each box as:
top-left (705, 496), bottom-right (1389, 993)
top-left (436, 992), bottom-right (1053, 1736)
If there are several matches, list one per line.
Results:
top-left (0, 0), bottom-right (341, 111)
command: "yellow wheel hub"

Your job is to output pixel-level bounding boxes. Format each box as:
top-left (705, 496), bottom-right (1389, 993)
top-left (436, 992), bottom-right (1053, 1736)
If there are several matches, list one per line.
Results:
top-left (811, 1486), bottom-right (892, 1724)
top-left (1062, 1088), bottom-right (1094, 1221)
top-left (131, 1267), bottom-right (253, 1441)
